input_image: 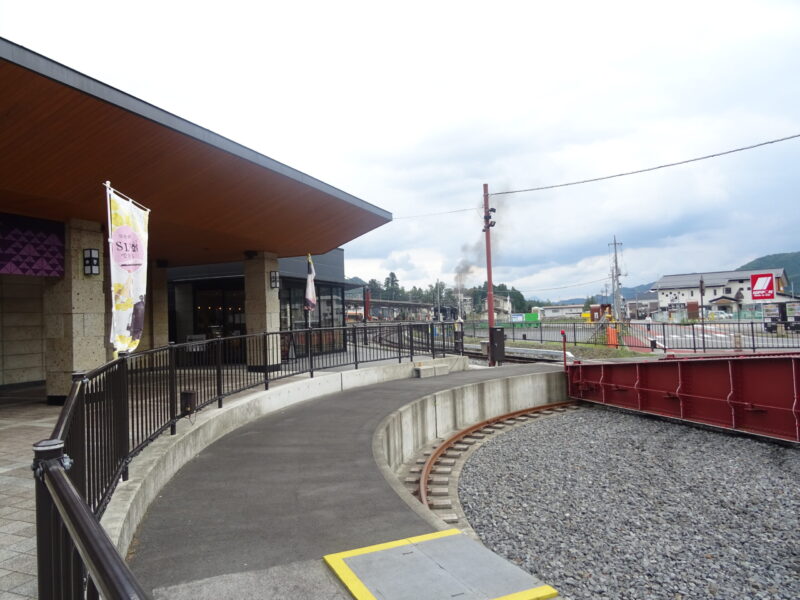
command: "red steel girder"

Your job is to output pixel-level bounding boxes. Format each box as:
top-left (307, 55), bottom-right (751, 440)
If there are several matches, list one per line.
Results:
top-left (566, 354), bottom-right (800, 443)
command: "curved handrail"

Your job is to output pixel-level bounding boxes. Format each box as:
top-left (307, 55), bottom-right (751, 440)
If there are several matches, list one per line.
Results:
top-left (35, 322), bottom-right (462, 600)
top-left (42, 461), bottom-right (150, 599)
top-left (50, 377), bottom-right (84, 442)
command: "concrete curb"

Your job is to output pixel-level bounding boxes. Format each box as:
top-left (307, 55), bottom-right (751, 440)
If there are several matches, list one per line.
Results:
top-left (101, 356), bottom-right (468, 556)
top-left (372, 369), bottom-right (567, 530)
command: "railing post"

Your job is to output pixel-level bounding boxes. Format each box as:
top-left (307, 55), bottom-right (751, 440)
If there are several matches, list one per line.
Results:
top-left (33, 438), bottom-right (66, 600)
top-left (116, 353), bottom-right (130, 481)
top-left (262, 333), bottom-right (270, 390)
top-left (662, 323), bottom-right (668, 353)
top-left (691, 324), bottom-right (697, 353)
top-left (353, 326), bottom-right (359, 369)
top-left (308, 328), bottom-right (315, 377)
top-left (398, 323), bottom-right (403, 363)
top-left (429, 322), bottom-right (435, 358)
top-left (70, 372), bottom-right (87, 499)
top-left (409, 324), bottom-right (415, 361)
top-left (216, 339), bottom-right (223, 408)
top-left (751, 321), bottom-right (757, 352)
top-left (572, 322), bottom-right (577, 347)
top-left (168, 343), bottom-right (177, 434)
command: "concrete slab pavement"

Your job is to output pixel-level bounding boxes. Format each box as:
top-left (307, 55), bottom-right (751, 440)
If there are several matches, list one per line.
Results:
top-left (128, 364), bottom-right (561, 597)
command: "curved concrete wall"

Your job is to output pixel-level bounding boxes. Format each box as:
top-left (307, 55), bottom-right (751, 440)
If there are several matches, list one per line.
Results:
top-left (376, 369), bottom-right (567, 477)
top-left (101, 356), bottom-right (468, 555)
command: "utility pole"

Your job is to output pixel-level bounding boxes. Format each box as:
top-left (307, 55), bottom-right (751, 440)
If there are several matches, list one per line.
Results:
top-left (609, 236), bottom-right (624, 321)
top-left (483, 183), bottom-right (497, 365)
top-left (436, 278), bottom-right (441, 321)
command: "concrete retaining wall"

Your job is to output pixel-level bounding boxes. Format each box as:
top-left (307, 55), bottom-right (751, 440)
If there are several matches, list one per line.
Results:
top-left (376, 370), bottom-right (567, 474)
top-left (102, 356), bottom-right (468, 555)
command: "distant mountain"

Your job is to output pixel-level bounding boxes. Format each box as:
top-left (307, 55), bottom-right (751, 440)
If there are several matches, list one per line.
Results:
top-left (536, 252), bottom-right (800, 307)
top-left (554, 282), bottom-right (655, 305)
top-left (738, 251), bottom-right (800, 293)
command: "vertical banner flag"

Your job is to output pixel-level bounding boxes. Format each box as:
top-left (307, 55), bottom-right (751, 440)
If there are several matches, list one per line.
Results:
top-left (106, 182), bottom-right (150, 354)
top-left (304, 253), bottom-right (317, 311)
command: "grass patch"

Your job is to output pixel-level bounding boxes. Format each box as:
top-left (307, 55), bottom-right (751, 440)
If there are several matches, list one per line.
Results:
top-left (464, 337), bottom-right (642, 359)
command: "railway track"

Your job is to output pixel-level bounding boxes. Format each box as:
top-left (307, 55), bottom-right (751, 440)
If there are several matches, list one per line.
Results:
top-left (400, 401), bottom-right (579, 527)
top-left (462, 350), bottom-right (560, 364)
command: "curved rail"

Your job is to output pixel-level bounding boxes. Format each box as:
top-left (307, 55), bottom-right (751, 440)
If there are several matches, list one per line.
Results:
top-left (418, 400), bottom-right (576, 507)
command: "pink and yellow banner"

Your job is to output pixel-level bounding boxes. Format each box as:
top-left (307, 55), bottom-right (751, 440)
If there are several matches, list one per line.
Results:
top-left (106, 182), bottom-right (150, 354)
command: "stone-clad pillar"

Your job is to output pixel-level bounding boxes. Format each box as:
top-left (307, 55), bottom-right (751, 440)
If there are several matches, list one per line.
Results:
top-left (149, 264), bottom-right (169, 347)
top-left (244, 252), bottom-right (280, 370)
top-left (43, 219), bottom-right (107, 402)
top-left (138, 262), bottom-right (169, 351)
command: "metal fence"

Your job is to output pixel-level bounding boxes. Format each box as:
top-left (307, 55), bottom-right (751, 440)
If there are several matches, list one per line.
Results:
top-left (32, 322), bottom-right (461, 600)
top-left (463, 320), bottom-right (800, 353)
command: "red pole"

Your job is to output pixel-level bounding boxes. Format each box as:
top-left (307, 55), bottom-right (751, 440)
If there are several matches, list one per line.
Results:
top-left (561, 329), bottom-right (567, 371)
top-left (483, 183), bottom-right (495, 366)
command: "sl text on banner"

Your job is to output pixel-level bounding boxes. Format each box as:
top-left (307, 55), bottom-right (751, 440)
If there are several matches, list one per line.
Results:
top-left (106, 182), bottom-right (150, 353)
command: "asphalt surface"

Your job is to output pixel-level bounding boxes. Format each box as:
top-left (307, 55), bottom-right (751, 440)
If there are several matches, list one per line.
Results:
top-left (128, 364), bottom-right (560, 596)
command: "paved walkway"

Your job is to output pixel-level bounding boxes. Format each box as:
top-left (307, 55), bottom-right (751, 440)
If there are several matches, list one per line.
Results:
top-left (0, 386), bottom-right (59, 600)
top-left (129, 364), bottom-right (561, 598)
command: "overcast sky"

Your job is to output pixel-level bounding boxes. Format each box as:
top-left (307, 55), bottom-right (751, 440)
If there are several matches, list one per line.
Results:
top-left (2, 1), bottom-right (799, 300)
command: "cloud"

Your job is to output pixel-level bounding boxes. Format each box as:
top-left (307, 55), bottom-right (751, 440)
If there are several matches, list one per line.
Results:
top-left (2, 1), bottom-right (799, 302)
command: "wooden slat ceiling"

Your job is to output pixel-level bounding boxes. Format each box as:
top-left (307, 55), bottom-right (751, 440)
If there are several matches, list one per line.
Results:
top-left (0, 59), bottom-right (391, 265)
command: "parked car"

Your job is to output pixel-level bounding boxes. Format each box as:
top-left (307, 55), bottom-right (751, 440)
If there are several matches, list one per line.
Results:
top-left (707, 311), bottom-right (733, 319)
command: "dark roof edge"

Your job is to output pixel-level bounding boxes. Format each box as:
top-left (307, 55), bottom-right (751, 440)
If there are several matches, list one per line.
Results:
top-left (657, 267), bottom-right (785, 279)
top-left (0, 37), bottom-right (392, 222)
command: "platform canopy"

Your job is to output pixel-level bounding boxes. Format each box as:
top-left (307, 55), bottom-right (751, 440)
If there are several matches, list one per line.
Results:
top-left (0, 38), bottom-right (391, 266)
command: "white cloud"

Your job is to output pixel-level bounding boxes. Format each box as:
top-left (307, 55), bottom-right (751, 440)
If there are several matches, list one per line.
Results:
top-left (2, 0), bottom-right (799, 301)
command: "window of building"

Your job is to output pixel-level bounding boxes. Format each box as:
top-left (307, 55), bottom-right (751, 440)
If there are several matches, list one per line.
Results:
top-left (279, 279), bottom-right (345, 330)
top-left (725, 287), bottom-right (732, 294)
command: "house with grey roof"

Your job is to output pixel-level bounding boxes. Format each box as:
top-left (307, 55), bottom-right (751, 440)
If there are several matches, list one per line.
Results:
top-left (651, 269), bottom-right (791, 313)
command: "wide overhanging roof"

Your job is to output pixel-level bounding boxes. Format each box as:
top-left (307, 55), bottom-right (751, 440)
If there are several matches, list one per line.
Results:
top-left (0, 38), bottom-right (391, 265)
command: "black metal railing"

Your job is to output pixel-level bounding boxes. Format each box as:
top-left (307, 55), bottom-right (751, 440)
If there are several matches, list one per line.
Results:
top-left (462, 320), bottom-right (800, 352)
top-left (33, 321), bottom-right (461, 600)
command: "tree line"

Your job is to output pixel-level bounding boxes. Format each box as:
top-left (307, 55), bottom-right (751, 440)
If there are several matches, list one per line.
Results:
top-left (359, 272), bottom-right (580, 314)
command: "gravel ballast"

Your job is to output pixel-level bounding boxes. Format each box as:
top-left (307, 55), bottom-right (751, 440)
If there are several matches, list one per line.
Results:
top-left (458, 407), bottom-right (799, 600)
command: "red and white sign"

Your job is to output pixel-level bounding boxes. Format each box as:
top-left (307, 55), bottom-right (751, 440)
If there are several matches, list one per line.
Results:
top-left (750, 273), bottom-right (775, 300)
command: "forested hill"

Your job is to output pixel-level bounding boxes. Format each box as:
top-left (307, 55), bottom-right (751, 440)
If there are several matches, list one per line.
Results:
top-left (738, 251), bottom-right (800, 291)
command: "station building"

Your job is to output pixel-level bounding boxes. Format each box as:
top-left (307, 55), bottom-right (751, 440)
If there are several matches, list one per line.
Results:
top-left (0, 38), bottom-right (391, 401)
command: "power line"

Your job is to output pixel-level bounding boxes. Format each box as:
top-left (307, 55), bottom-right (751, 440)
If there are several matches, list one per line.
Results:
top-left (392, 132), bottom-right (800, 219)
top-left (393, 206), bottom-right (480, 220)
top-left (519, 276), bottom-right (611, 293)
top-left (490, 133), bottom-right (800, 197)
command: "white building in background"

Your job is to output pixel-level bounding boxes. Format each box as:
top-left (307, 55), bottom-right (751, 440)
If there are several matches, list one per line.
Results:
top-left (540, 304), bottom-right (584, 319)
top-left (651, 269), bottom-right (791, 313)
top-left (479, 295), bottom-right (512, 321)
top-left (460, 296), bottom-right (474, 316)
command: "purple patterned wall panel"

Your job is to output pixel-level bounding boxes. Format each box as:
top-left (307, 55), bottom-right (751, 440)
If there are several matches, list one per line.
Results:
top-left (0, 213), bottom-right (65, 277)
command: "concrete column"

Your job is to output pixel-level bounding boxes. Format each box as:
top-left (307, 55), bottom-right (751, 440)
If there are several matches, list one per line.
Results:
top-left (138, 262), bottom-right (169, 351)
top-left (244, 252), bottom-right (280, 334)
top-left (244, 252), bottom-right (280, 370)
top-left (43, 219), bottom-right (107, 402)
